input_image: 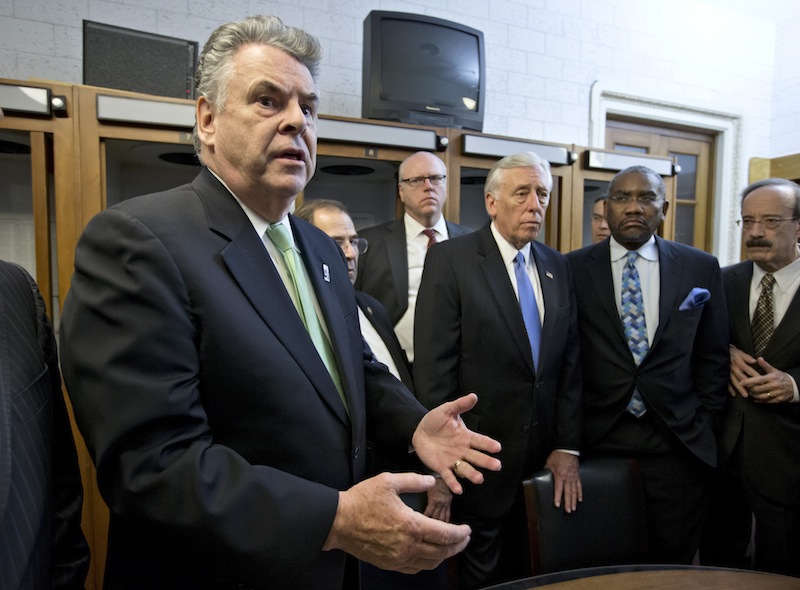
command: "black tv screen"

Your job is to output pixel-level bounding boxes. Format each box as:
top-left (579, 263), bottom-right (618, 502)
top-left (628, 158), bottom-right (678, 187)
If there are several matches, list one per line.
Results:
top-left (362, 11), bottom-right (485, 132)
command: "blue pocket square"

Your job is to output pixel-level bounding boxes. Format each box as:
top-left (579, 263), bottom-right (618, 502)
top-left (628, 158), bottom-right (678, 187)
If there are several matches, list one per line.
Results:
top-left (679, 287), bottom-right (710, 311)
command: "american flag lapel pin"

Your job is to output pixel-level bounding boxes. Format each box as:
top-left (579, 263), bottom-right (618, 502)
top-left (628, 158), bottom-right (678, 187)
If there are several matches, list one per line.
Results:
top-left (322, 263), bottom-right (330, 282)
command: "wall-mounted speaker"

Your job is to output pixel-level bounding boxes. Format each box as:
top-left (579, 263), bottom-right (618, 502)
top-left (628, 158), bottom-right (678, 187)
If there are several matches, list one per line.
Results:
top-left (83, 21), bottom-right (197, 100)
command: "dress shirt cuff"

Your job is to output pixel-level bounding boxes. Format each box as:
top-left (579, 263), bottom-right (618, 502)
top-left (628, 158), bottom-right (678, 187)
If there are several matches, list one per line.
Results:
top-left (790, 374), bottom-right (799, 403)
top-left (556, 448), bottom-right (580, 457)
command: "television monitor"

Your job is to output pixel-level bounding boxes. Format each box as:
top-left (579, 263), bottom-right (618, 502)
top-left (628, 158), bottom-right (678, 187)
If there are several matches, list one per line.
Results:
top-left (83, 21), bottom-right (197, 100)
top-left (362, 11), bottom-right (485, 132)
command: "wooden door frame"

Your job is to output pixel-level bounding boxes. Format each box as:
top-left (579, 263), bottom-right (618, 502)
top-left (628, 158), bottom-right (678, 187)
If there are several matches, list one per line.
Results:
top-left (590, 81), bottom-right (743, 265)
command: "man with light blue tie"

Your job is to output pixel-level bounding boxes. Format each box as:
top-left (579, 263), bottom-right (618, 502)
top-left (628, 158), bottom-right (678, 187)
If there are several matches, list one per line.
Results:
top-left (415, 152), bottom-right (583, 589)
top-left (566, 166), bottom-right (729, 565)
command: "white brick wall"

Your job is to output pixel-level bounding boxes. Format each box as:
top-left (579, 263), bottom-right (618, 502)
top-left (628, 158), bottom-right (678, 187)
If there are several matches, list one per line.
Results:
top-left (1, 0), bottom-right (798, 161)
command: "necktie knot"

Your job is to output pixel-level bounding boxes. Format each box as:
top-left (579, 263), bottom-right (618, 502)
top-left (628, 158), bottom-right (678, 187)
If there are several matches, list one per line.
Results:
top-left (626, 250), bottom-right (639, 267)
top-left (422, 229), bottom-right (437, 250)
top-left (761, 273), bottom-right (775, 290)
top-left (266, 223), bottom-right (294, 254)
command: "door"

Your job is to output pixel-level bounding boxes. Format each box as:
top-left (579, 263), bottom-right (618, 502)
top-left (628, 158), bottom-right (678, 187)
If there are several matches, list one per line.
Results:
top-left (606, 119), bottom-right (714, 251)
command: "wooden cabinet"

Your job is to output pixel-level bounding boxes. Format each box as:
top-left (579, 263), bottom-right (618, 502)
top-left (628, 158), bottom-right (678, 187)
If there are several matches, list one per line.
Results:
top-left (0, 79), bottom-right (684, 589)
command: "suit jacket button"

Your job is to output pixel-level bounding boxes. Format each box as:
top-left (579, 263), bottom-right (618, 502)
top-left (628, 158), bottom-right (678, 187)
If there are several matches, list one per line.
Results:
top-left (521, 424), bottom-right (530, 433)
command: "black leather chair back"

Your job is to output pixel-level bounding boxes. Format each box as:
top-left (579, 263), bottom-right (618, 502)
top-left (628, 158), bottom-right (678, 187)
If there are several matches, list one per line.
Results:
top-left (522, 457), bottom-right (648, 574)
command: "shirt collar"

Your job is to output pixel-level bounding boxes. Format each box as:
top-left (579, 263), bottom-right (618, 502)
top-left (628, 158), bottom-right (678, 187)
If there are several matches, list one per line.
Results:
top-left (609, 235), bottom-right (658, 263)
top-left (490, 221), bottom-right (533, 267)
top-left (208, 168), bottom-right (293, 246)
top-left (753, 255), bottom-right (800, 293)
top-left (404, 212), bottom-right (448, 240)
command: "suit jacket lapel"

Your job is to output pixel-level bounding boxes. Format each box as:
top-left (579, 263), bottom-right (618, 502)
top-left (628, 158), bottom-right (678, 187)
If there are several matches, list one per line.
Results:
top-left (727, 262), bottom-right (755, 352)
top-left (0, 291), bottom-right (11, 522)
top-left (477, 226), bottom-right (536, 375)
top-left (651, 237), bottom-right (681, 352)
top-left (531, 242), bottom-right (559, 373)
top-left (386, 221), bottom-right (408, 311)
top-left (292, 220), bottom-right (357, 425)
top-left (195, 170), bottom-right (350, 426)
top-left (585, 241), bottom-right (629, 348)
top-left (764, 266), bottom-right (800, 358)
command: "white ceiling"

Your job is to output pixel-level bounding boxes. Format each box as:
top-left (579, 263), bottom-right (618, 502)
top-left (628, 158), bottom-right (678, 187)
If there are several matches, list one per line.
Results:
top-left (700, 0), bottom-right (800, 23)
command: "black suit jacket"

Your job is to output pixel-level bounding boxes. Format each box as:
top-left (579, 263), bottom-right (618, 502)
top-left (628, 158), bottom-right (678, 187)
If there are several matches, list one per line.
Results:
top-left (718, 261), bottom-right (800, 505)
top-left (0, 261), bottom-right (89, 590)
top-left (355, 291), bottom-right (414, 391)
top-left (356, 218), bottom-right (471, 324)
top-left (60, 168), bottom-right (426, 589)
top-left (565, 237), bottom-right (729, 467)
top-left (414, 223), bottom-right (582, 519)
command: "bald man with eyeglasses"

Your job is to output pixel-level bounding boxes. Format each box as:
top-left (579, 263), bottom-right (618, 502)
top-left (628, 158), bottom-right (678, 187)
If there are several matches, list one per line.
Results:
top-left (356, 151), bottom-right (471, 363)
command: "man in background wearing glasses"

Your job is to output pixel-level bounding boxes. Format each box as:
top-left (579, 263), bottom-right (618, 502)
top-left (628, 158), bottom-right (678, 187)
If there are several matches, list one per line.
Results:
top-left (356, 151), bottom-right (471, 363)
top-left (566, 165), bottom-right (729, 565)
top-left (294, 199), bottom-right (414, 392)
top-left (701, 178), bottom-right (800, 576)
top-left (295, 198), bottom-right (452, 590)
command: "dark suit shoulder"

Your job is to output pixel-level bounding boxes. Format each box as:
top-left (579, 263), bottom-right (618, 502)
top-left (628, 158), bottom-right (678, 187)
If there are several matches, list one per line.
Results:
top-left (358, 219), bottom-right (403, 240)
top-left (446, 221), bottom-right (472, 238)
top-left (722, 260), bottom-right (752, 277)
top-left (656, 236), bottom-right (720, 264)
top-left (565, 241), bottom-right (605, 264)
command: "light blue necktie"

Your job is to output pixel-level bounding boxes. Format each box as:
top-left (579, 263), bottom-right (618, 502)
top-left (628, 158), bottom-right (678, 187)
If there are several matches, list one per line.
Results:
top-left (621, 251), bottom-right (648, 417)
top-left (266, 223), bottom-right (347, 412)
top-left (514, 252), bottom-right (542, 372)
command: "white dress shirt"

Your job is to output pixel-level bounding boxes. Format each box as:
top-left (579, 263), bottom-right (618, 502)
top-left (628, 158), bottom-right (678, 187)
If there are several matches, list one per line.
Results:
top-left (749, 256), bottom-right (800, 402)
top-left (358, 306), bottom-right (403, 381)
top-left (395, 213), bottom-right (450, 362)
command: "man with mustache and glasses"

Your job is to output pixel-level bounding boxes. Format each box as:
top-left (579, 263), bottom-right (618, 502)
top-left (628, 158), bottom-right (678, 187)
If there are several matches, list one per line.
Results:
top-left (566, 165), bottom-right (729, 565)
top-left (701, 178), bottom-right (800, 576)
top-left (59, 16), bottom-right (501, 590)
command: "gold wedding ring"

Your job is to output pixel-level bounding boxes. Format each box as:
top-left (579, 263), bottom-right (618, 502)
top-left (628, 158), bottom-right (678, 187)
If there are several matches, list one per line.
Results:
top-left (453, 459), bottom-right (464, 477)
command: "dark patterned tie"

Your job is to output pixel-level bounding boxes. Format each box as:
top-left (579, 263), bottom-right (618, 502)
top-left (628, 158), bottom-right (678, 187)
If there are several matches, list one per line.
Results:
top-left (422, 228), bottom-right (437, 250)
top-left (621, 251), bottom-right (648, 417)
top-left (752, 273), bottom-right (775, 358)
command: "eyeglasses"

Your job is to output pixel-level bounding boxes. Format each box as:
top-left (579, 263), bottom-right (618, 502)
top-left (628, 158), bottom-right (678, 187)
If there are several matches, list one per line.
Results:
top-left (399, 175), bottom-right (446, 187)
top-left (607, 193), bottom-right (662, 206)
top-left (736, 216), bottom-right (800, 230)
top-left (335, 237), bottom-right (368, 254)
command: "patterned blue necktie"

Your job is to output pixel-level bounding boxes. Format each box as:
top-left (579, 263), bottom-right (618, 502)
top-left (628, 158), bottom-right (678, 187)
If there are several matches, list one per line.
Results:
top-left (514, 252), bottom-right (542, 372)
top-left (621, 250), bottom-right (648, 417)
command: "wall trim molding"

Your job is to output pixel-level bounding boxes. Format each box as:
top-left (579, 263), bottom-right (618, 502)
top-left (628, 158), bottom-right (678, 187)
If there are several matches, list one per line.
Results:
top-left (590, 81), bottom-right (743, 264)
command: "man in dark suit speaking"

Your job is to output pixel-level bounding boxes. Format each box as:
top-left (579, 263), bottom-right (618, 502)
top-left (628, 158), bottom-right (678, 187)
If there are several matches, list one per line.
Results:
top-left (59, 15), bottom-right (500, 590)
top-left (566, 166), bottom-right (729, 564)
top-left (414, 152), bottom-right (583, 589)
